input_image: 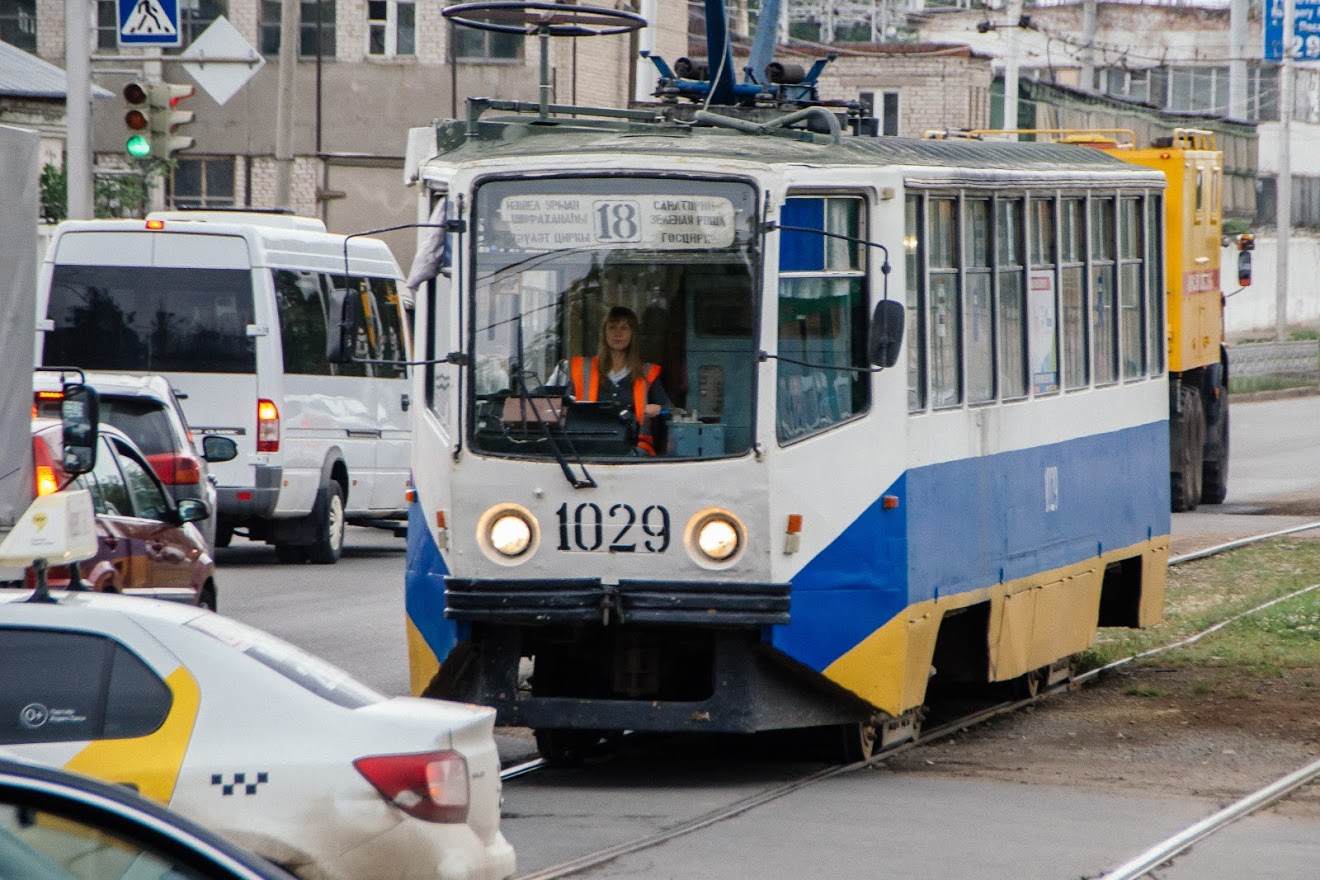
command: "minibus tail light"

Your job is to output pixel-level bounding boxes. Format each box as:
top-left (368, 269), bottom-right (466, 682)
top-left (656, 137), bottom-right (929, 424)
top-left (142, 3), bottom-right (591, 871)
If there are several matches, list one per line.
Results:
top-left (257, 399), bottom-right (280, 452)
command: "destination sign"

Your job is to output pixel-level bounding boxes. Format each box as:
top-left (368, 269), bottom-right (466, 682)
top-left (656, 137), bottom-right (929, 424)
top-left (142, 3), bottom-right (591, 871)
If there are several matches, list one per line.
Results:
top-left (498, 195), bottom-right (736, 250)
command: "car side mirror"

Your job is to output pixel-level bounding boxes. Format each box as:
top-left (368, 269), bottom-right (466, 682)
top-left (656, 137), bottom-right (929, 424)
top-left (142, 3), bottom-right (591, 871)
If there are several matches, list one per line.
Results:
top-left (867, 299), bottom-right (906, 368)
top-left (60, 383), bottom-right (99, 477)
top-left (201, 435), bottom-right (238, 463)
top-left (175, 498), bottom-right (210, 524)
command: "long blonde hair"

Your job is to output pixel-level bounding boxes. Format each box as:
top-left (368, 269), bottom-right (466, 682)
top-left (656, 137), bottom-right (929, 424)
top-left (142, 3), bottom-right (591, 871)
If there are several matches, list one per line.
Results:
top-left (597, 305), bottom-right (644, 378)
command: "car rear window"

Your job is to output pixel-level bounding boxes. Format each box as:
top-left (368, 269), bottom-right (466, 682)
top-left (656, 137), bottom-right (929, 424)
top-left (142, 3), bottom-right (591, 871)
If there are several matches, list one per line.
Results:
top-left (99, 398), bottom-right (177, 456)
top-left (185, 615), bottom-right (384, 710)
top-left (44, 265), bottom-right (256, 374)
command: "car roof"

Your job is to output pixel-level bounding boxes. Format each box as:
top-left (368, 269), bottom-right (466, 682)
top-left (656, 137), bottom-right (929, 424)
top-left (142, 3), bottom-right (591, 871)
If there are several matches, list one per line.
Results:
top-left (34, 370), bottom-right (178, 402)
top-left (0, 588), bottom-right (208, 626)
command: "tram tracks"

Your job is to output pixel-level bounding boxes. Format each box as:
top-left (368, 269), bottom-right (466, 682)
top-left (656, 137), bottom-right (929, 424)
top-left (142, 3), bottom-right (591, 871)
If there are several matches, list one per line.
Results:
top-left (499, 520), bottom-right (1320, 879)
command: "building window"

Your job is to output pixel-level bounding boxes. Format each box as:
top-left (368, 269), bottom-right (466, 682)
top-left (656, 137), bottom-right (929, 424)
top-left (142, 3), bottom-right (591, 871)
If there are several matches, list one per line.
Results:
top-left (858, 90), bottom-right (900, 136)
top-left (168, 0), bottom-right (225, 50)
top-left (170, 157), bottom-right (236, 209)
top-left (261, 0), bottom-right (336, 57)
top-left (369, 0), bottom-right (415, 56)
top-left (451, 6), bottom-right (522, 60)
top-left (0, 0), bottom-right (37, 52)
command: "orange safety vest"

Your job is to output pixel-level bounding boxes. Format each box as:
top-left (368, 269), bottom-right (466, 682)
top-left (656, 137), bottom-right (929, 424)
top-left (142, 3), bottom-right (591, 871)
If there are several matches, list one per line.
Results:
top-left (570, 356), bottom-right (662, 455)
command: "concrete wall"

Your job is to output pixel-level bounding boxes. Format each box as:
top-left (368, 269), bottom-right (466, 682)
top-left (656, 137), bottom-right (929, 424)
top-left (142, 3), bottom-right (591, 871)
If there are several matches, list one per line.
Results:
top-left (1223, 236), bottom-right (1320, 335)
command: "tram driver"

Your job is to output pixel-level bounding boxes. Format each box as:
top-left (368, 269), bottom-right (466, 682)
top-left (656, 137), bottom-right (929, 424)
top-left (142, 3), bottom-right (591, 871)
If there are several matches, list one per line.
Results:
top-left (549, 306), bottom-right (671, 456)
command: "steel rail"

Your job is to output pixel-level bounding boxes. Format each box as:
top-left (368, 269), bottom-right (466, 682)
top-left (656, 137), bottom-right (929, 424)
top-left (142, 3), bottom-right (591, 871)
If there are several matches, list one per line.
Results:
top-left (500, 521), bottom-right (1320, 876)
top-left (1169, 520), bottom-right (1320, 566)
top-left (1098, 755), bottom-right (1320, 880)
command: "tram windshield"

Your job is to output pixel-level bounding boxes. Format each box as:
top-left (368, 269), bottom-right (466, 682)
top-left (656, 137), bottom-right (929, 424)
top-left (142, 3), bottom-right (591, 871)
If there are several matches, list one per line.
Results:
top-left (469, 177), bottom-right (759, 460)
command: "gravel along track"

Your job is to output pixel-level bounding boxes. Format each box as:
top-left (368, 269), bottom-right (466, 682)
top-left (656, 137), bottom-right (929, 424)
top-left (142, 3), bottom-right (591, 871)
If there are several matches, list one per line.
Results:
top-left (887, 535), bottom-right (1320, 820)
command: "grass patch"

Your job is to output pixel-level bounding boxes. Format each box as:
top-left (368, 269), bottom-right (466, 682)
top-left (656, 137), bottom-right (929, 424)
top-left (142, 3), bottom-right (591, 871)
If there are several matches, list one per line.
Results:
top-left (1081, 540), bottom-right (1320, 674)
top-left (1229, 375), bottom-right (1319, 395)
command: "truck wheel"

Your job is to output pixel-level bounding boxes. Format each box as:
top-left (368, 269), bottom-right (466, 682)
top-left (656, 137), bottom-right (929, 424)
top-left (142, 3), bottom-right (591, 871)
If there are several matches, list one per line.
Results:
top-left (1201, 386), bottom-right (1230, 505)
top-left (1170, 385), bottom-right (1205, 513)
top-left (307, 482), bottom-right (346, 565)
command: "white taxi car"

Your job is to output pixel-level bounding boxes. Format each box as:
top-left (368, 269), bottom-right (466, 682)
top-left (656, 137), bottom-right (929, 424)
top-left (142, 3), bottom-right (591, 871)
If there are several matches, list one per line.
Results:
top-left (0, 590), bottom-right (516, 880)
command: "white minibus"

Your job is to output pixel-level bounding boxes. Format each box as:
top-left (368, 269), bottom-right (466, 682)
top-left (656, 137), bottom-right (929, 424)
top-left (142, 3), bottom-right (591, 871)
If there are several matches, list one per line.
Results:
top-left (36, 211), bottom-right (411, 564)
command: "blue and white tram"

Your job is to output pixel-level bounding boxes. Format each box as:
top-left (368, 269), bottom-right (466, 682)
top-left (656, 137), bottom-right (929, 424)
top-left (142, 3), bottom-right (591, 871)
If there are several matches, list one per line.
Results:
top-left (396, 106), bottom-right (1171, 761)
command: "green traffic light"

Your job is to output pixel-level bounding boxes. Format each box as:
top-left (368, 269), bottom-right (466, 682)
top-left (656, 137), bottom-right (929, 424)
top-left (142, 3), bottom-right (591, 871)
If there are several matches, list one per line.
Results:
top-left (126, 134), bottom-right (151, 158)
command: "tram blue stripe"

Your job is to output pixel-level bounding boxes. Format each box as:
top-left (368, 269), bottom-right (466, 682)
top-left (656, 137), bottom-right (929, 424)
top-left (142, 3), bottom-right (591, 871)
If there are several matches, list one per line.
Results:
top-left (404, 501), bottom-right (459, 666)
top-left (772, 420), bottom-right (1171, 673)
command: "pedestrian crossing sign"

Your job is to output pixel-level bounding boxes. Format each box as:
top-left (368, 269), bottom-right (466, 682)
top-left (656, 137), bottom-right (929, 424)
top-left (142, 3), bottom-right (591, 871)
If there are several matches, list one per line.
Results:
top-left (118, 0), bottom-right (181, 46)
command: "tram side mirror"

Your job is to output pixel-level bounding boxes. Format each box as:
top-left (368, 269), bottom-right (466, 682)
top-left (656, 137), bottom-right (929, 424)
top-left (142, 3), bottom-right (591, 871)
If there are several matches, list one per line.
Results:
top-left (1238, 249), bottom-right (1252, 287)
top-left (868, 300), bottom-right (906, 368)
top-left (60, 383), bottom-right (99, 477)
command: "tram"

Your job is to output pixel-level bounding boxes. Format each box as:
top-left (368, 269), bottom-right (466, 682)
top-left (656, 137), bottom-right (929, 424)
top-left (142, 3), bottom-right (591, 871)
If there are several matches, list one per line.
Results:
top-left (379, 1), bottom-right (1173, 761)
top-left (933, 127), bottom-right (1248, 512)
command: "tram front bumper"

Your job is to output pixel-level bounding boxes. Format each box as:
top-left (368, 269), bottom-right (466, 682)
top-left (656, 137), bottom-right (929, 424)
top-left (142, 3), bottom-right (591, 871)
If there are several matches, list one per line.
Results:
top-left (443, 577), bottom-right (791, 627)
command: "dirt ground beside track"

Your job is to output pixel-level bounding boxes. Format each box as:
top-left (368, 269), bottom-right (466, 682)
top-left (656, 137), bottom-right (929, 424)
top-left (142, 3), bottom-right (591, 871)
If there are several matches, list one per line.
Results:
top-left (885, 665), bottom-right (1320, 819)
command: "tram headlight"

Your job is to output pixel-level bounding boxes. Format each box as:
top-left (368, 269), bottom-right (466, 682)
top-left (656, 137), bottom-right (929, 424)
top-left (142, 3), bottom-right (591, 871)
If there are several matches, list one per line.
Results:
top-left (490, 513), bottom-right (533, 557)
top-left (687, 509), bottom-right (744, 564)
top-left (477, 503), bottom-right (540, 563)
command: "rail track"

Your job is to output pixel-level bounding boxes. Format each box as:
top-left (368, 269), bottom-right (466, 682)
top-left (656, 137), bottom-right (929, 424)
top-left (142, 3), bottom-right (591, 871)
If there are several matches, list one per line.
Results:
top-left (498, 520), bottom-right (1320, 880)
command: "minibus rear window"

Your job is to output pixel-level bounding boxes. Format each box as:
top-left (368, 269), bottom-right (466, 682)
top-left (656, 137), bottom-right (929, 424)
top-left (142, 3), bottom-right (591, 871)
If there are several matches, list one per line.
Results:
top-left (44, 265), bottom-right (257, 374)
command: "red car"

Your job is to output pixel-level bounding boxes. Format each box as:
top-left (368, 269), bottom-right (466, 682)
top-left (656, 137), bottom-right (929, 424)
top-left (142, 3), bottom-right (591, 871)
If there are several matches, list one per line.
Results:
top-left (29, 418), bottom-right (218, 609)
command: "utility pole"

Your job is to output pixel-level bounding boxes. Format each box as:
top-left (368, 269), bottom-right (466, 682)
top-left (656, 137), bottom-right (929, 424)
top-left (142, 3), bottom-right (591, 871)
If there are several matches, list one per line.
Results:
top-left (1229, 0), bottom-right (1248, 118)
top-left (1002, 0), bottom-right (1023, 129)
top-left (65, 0), bottom-right (93, 219)
top-left (1277, 0), bottom-right (1294, 341)
top-left (1080, 0), bottom-right (1097, 92)
top-left (274, 0), bottom-right (299, 210)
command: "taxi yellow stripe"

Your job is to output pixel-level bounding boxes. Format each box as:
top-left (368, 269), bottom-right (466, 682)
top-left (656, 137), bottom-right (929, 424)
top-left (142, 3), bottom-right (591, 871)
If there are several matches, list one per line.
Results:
top-left (65, 666), bottom-right (200, 804)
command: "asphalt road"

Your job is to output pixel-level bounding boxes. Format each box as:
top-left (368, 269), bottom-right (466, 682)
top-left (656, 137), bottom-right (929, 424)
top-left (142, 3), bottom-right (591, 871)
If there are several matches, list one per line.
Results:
top-left (211, 393), bottom-right (1320, 879)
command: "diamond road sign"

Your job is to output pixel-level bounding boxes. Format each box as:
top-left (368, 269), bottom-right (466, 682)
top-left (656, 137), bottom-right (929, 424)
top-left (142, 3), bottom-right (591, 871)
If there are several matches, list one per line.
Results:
top-left (1265, 0), bottom-right (1320, 60)
top-left (118, 0), bottom-right (181, 47)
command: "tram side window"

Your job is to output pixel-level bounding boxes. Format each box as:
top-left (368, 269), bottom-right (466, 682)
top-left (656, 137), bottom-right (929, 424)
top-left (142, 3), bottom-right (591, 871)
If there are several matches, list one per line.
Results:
top-left (1147, 195), bottom-right (1166, 375)
top-left (1091, 197), bottom-right (1118, 385)
top-left (1028, 198), bottom-right (1060, 394)
top-left (1060, 198), bottom-right (1089, 390)
top-left (906, 195), bottom-right (926, 411)
top-left (776, 195), bottom-right (869, 443)
top-left (1119, 197), bottom-right (1146, 379)
top-left (965, 198), bottom-right (994, 403)
top-left (929, 197), bottom-right (961, 408)
top-left (997, 198), bottom-right (1028, 399)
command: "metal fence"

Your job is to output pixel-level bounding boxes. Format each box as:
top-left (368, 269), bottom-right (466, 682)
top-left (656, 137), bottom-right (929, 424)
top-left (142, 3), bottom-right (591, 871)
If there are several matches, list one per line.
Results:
top-left (1230, 340), bottom-right (1320, 385)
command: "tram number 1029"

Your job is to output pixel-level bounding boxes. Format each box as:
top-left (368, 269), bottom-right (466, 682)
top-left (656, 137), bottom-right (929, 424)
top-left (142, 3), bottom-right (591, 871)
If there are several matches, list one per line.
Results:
top-left (555, 502), bottom-right (669, 553)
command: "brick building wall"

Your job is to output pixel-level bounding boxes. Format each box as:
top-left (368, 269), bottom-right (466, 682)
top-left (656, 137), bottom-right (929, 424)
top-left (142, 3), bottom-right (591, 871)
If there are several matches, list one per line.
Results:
top-left (783, 45), bottom-right (993, 137)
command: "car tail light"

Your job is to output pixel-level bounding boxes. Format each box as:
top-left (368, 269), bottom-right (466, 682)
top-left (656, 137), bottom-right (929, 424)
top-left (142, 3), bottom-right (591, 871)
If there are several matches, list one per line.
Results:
top-left (31, 436), bottom-right (59, 497)
top-left (353, 750), bottom-right (469, 824)
top-left (147, 452), bottom-right (202, 486)
top-left (257, 399), bottom-right (279, 453)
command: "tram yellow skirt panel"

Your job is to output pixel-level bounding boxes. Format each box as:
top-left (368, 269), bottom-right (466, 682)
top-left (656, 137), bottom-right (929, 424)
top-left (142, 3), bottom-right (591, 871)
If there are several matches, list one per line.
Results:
top-left (824, 537), bottom-right (1168, 717)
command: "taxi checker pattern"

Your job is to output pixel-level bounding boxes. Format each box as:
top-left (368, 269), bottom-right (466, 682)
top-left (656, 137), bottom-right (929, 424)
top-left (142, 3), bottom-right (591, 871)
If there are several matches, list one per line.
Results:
top-left (212, 771), bottom-right (269, 796)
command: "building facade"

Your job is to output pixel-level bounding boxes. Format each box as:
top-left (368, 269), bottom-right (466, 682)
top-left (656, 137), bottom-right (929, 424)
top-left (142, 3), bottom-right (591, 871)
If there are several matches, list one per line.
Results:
top-left (15, 0), bottom-right (684, 264)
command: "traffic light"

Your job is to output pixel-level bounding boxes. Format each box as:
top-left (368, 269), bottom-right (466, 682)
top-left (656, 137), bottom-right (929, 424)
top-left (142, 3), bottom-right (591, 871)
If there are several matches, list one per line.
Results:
top-left (123, 82), bottom-right (152, 158)
top-left (147, 82), bottom-right (195, 158)
top-left (121, 80), bottom-right (195, 159)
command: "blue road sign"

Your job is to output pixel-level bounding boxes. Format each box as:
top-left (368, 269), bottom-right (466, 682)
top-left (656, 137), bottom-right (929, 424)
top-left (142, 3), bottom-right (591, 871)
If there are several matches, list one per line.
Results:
top-left (118, 0), bottom-right (181, 47)
top-left (1265, 0), bottom-right (1320, 61)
